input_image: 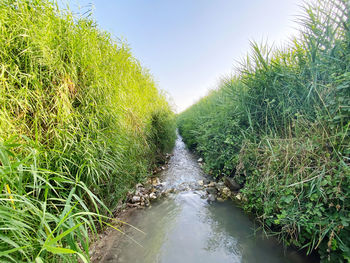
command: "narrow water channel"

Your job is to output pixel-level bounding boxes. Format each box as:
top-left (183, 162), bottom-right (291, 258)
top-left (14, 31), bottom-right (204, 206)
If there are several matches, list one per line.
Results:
top-left (102, 135), bottom-right (314, 263)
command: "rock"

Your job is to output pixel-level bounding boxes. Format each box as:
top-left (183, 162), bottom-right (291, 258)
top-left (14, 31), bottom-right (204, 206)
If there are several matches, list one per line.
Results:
top-left (203, 178), bottom-right (210, 184)
top-left (224, 177), bottom-right (241, 191)
top-left (221, 187), bottom-right (231, 199)
top-left (197, 180), bottom-right (204, 186)
top-left (135, 183), bottom-right (143, 188)
top-left (235, 193), bottom-right (242, 201)
top-left (131, 196), bottom-right (141, 203)
top-left (127, 203), bottom-right (141, 208)
top-left (151, 177), bottom-right (160, 186)
top-left (149, 192), bottom-right (157, 200)
top-left (207, 181), bottom-right (216, 187)
top-left (164, 189), bottom-right (173, 196)
top-left (208, 194), bottom-right (216, 202)
top-left (217, 197), bottom-right (224, 202)
top-left (154, 184), bottom-right (163, 190)
top-left (206, 187), bottom-right (218, 195)
top-left (198, 158), bottom-right (203, 162)
top-left (216, 182), bottom-right (225, 188)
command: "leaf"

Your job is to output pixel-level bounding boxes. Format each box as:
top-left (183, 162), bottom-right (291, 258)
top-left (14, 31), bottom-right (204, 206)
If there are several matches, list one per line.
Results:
top-left (76, 252), bottom-right (89, 263)
top-left (44, 245), bottom-right (76, 254)
top-left (46, 222), bottom-right (84, 247)
top-left (0, 246), bottom-right (28, 257)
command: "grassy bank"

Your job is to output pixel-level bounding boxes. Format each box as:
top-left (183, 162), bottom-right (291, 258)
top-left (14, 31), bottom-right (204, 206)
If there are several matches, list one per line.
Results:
top-left (178, 0), bottom-right (350, 261)
top-left (0, 0), bottom-right (175, 262)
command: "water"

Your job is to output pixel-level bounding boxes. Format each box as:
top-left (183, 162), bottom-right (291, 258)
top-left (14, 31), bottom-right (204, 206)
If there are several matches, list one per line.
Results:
top-left (102, 135), bottom-right (314, 263)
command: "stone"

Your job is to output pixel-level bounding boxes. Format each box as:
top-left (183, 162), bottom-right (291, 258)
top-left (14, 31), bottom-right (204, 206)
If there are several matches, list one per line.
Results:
top-left (221, 187), bottom-right (231, 199)
top-left (217, 197), bottom-right (224, 202)
top-left (216, 182), bottom-right (225, 188)
top-left (197, 180), bottom-right (204, 186)
top-left (206, 187), bottom-right (218, 195)
top-left (151, 177), bottom-right (160, 186)
top-left (203, 179), bottom-right (210, 185)
top-left (235, 193), bottom-right (242, 201)
top-left (207, 194), bottom-right (216, 202)
top-left (149, 192), bottom-right (157, 200)
top-left (198, 158), bottom-right (203, 162)
top-left (224, 177), bottom-right (241, 191)
top-left (131, 196), bottom-right (141, 203)
top-left (207, 181), bottom-right (216, 187)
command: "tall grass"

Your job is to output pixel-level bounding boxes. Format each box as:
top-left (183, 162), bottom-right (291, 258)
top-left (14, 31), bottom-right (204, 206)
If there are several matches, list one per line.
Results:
top-left (0, 0), bottom-right (175, 262)
top-left (178, 0), bottom-right (350, 261)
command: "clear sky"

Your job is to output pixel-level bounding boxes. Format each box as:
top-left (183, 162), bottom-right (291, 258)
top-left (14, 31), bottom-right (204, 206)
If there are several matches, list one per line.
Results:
top-left (65, 0), bottom-right (304, 112)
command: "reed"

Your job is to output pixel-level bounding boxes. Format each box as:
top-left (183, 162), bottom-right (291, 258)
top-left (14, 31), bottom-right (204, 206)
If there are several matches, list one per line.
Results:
top-left (0, 0), bottom-right (175, 262)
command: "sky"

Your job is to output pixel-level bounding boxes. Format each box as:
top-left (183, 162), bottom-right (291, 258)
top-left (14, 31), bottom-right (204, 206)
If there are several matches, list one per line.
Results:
top-left (65, 0), bottom-right (304, 112)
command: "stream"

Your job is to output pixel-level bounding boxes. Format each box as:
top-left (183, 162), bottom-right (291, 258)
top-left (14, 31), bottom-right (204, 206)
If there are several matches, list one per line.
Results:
top-left (101, 135), bottom-right (315, 263)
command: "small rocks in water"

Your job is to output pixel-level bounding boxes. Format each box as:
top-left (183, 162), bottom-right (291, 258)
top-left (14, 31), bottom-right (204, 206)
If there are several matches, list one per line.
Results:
top-left (221, 187), bottom-right (231, 199)
top-left (217, 197), bottom-right (224, 202)
top-left (197, 180), bottom-right (204, 186)
top-left (206, 187), bottom-right (218, 195)
top-left (151, 177), bottom-right (160, 186)
top-left (235, 193), bottom-right (242, 201)
top-left (164, 188), bottom-right (175, 196)
top-left (207, 181), bottom-right (216, 187)
top-left (203, 179), bottom-right (210, 185)
top-left (198, 158), bottom-right (203, 163)
top-left (132, 196), bottom-right (141, 203)
top-left (207, 194), bottom-right (216, 202)
top-left (149, 192), bottom-right (157, 200)
top-left (224, 177), bottom-right (241, 191)
top-left (216, 181), bottom-right (225, 189)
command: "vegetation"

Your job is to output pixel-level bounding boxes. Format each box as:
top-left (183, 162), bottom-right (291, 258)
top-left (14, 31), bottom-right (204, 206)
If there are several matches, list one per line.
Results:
top-left (0, 0), bottom-right (175, 262)
top-left (178, 0), bottom-right (350, 261)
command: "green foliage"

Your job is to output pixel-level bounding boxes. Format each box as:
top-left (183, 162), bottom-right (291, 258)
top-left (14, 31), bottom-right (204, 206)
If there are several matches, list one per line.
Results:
top-left (0, 0), bottom-right (175, 261)
top-left (178, 0), bottom-right (350, 261)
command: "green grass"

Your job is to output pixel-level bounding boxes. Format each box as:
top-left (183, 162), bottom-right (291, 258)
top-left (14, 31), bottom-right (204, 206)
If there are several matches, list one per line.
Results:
top-left (178, 0), bottom-right (350, 261)
top-left (0, 0), bottom-right (175, 262)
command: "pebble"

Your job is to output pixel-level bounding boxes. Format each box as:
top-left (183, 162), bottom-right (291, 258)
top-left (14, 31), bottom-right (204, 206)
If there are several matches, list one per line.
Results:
top-left (206, 187), bottom-right (218, 195)
top-left (208, 194), bottom-right (216, 202)
top-left (207, 181), bottom-right (216, 187)
top-left (132, 196), bottom-right (141, 203)
top-left (149, 192), bottom-right (157, 200)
